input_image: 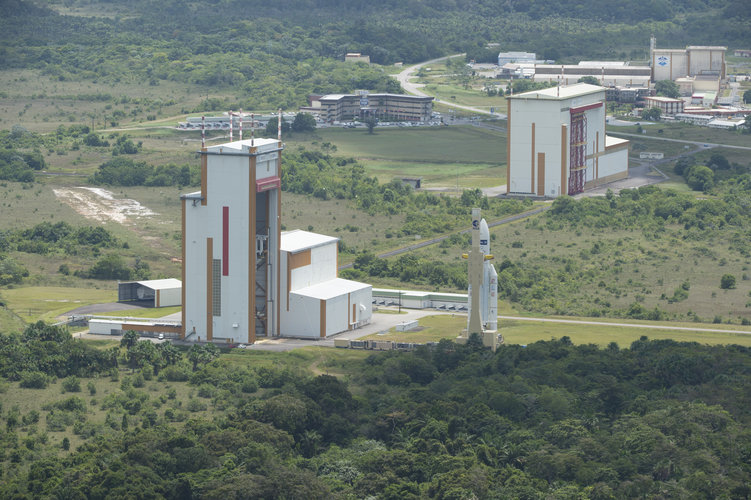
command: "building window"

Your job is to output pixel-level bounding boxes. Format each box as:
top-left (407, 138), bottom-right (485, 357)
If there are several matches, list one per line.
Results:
top-left (212, 259), bottom-right (221, 316)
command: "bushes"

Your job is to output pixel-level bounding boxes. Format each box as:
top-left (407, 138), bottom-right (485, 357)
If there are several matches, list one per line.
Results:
top-left (89, 157), bottom-right (197, 187)
top-left (19, 371), bottom-right (50, 389)
top-left (720, 274), bottom-right (736, 290)
top-left (61, 376), bottom-right (81, 393)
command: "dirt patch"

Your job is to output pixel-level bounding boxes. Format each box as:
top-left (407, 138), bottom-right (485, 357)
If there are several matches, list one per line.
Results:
top-left (53, 187), bottom-right (157, 225)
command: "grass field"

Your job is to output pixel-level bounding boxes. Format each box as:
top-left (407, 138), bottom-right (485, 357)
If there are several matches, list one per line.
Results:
top-left (300, 125), bottom-right (506, 188)
top-left (0, 286), bottom-right (117, 323)
top-left (361, 313), bottom-right (751, 347)
top-left (612, 121), bottom-right (751, 148)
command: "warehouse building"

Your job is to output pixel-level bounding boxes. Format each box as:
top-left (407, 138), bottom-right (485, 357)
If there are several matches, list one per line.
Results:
top-left (533, 62), bottom-right (651, 88)
top-left (118, 279), bottom-right (182, 308)
top-left (506, 83), bottom-right (629, 197)
top-left (498, 51), bottom-right (539, 65)
top-left (651, 45), bottom-right (726, 83)
top-left (307, 93), bottom-right (434, 122)
top-left (180, 138), bottom-right (371, 344)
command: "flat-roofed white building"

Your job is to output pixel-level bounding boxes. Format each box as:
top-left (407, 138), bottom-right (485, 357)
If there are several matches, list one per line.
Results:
top-left (280, 230), bottom-right (371, 338)
top-left (506, 83), bottom-right (629, 197)
top-left (645, 96), bottom-right (685, 115)
top-left (533, 63), bottom-right (651, 88)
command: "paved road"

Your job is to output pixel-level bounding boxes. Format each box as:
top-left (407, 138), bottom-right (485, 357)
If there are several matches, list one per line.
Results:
top-left (608, 131), bottom-right (751, 152)
top-left (396, 54), bottom-right (506, 119)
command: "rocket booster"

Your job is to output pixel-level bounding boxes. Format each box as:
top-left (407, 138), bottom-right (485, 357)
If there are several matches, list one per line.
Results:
top-left (487, 263), bottom-right (498, 331)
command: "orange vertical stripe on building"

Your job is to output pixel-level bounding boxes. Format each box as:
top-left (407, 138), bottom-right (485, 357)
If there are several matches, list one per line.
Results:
top-left (537, 153), bottom-right (545, 196)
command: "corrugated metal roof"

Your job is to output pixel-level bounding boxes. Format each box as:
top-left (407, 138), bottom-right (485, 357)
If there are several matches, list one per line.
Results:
top-left (292, 278), bottom-right (370, 300)
top-left (281, 230), bottom-right (338, 253)
top-left (124, 278), bottom-right (182, 290)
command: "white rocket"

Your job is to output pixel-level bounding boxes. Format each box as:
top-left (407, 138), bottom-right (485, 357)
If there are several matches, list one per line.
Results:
top-left (465, 209), bottom-right (498, 334)
top-left (479, 218), bottom-right (498, 331)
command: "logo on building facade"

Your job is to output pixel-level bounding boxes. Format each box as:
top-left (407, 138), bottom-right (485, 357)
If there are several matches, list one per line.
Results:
top-left (657, 56), bottom-right (669, 67)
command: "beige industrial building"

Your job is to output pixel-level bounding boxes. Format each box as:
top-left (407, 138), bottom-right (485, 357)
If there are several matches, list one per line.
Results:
top-left (534, 62), bottom-right (651, 88)
top-left (305, 93), bottom-right (434, 122)
top-left (644, 96), bottom-right (685, 115)
top-left (651, 46), bottom-right (726, 83)
top-left (506, 83), bottom-right (629, 197)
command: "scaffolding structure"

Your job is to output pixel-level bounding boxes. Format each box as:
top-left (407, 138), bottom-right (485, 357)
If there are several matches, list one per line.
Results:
top-left (568, 110), bottom-right (587, 195)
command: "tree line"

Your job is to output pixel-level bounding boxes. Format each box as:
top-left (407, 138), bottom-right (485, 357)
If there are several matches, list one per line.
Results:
top-left (1, 328), bottom-right (750, 498)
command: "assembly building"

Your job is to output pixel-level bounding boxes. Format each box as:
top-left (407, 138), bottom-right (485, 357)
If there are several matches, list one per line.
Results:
top-left (506, 83), bottom-right (629, 197)
top-left (180, 137), bottom-right (372, 344)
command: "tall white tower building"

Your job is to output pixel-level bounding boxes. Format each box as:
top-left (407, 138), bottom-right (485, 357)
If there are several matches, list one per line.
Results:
top-left (180, 137), bottom-right (372, 343)
top-left (506, 83), bottom-right (629, 197)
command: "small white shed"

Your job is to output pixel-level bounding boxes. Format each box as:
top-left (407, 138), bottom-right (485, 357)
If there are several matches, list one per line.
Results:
top-left (118, 278), bottom-right (182, 308)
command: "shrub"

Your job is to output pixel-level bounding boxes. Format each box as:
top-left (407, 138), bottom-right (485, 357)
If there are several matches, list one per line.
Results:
top-left (720, 274), bottom-right (737, 290)
top-left (186, 399), bottom-right (207, 412)
top-left (19, 371), bottom-right (49, 389)
top-left (61, 376), bottom-right (81, 393)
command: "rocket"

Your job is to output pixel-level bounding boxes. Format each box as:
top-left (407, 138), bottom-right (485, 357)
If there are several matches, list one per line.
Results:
top-left (465, 209), bottom-right (497, 334)
top-left (479, 218), bottom-right (498, 331)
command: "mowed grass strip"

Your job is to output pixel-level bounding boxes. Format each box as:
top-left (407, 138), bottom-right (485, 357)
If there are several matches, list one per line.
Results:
top-left (315, 125), bottom-right (505, 165)
top-left (364, 160), bottom-right (504, 187)
top-left (1, 286), bottom-right (117, 322)
top-left (360, 314), bottom-right (751, 347)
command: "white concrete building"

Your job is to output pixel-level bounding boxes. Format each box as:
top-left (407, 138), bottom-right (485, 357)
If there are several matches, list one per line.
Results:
top-left (180, 138), bottom-right (371, 344)
top-left (506, 83), bottom-right (629, 197)
top-left (280, 230), bottom-right (371, 338)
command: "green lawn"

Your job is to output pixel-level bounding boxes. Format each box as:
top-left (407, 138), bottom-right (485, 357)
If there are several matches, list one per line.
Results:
top-left (361, 314), bottom-right (751, 347)
top-left (303, 125), bottom-right (506, 188)
top-left (0, 286), bottom-right (117, 323)
top-left (314, 125), bottom-right (504, 163)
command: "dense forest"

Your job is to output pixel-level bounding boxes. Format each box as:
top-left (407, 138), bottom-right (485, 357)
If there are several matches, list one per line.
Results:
top-left (1, 0), bottom-right (749, 109)
top-left (1, 323), bottom-right (751, 498)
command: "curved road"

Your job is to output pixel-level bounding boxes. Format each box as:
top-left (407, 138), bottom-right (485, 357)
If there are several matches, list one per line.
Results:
top-left (396, 54), bottom-right (506, 118)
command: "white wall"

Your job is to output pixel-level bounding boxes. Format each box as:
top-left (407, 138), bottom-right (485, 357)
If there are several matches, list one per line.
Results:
top-left (158, 287), bottom-right (181, 308)
top-left (288, 242), bottom-right (338, 291)
top-left (599, 147), bottom-right (629, 179)
top-left (283, 293), bottom-right (321, 338)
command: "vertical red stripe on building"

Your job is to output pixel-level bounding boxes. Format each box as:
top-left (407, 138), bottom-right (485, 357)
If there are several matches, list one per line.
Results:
top-left (222, 206), bottom-right (229, 276)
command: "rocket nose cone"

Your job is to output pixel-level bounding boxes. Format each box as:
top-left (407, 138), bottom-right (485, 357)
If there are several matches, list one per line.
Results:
top-left (480, 218), bottom-right (489, 237)
top-left (480, 219), bottom-right (490, 252)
